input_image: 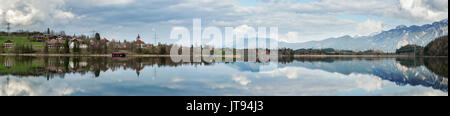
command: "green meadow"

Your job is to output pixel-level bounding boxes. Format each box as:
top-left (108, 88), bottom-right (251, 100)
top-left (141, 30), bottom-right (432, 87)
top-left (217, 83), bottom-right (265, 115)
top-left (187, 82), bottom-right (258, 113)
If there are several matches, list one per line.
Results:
top-left (0, 36), bottom-right (43, 48)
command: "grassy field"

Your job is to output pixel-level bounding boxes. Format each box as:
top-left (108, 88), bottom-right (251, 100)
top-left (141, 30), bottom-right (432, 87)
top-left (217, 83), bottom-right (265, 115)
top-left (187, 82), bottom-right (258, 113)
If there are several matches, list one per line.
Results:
top-left (0, 36), bottom-right (43, 48)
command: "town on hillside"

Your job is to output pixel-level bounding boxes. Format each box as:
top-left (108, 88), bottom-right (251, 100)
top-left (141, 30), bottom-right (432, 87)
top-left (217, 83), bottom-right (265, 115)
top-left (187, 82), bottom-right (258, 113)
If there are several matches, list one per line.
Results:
top-left (0, 28), bottom-right (172, 55)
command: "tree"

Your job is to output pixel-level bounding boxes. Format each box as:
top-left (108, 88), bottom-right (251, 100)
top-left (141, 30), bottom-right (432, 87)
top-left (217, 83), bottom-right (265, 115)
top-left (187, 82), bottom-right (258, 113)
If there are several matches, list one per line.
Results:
top-left (94, 33), bottom-right (101, 41)
top-left (396, 44), bottom-right (424, 56)
top-left (43, 42), bottom-right (49, 54)
top-left (55, 44), bottom-right (61, 54)
top-left (13, 43), bottom-right (23, 54)
top-left (73, 41), bottom-right (81, 54)
top-left (159, 45), bottom-right (167, 54)
top-left (424, 36), bottom-right (448, 56)
top-left (85, 39), bottom-right (91, 53)
top-left (13, 43), bottom-right (34, 54)
top-left (103, 42), bottom-right (108, 54)
top-left (26, 44), bottom-right (34, 53)
top-left (137, 47), bottom-right (143, 54)
top-left (89, 39), bottom-right (98, 54)
top-left (0, 44), bottom-right (4, 53)
top-left (63, 39), bottom-right (70, 53)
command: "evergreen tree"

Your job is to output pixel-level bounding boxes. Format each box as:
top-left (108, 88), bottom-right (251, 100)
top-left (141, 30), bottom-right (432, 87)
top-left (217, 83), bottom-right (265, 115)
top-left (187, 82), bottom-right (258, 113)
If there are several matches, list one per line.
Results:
top-left (73, 42), bottom-right (81, 54)
top-left (85, 39), bottom-right (91, 53)
top-left (160, 45), bottom-right (166, 54)
top-left (13, 43), bottom-right (23, 54)
top-left (103, 42), bottom-right (108, 54)
top-left (137, 47), bottom-right (143, 54)
top-left (95, 33), bottom-right (101, 41)
top-left (13, 43), bottom-right (34, 54)
top-left (64, 39), bottom-right (70, 53)
top-left (0, 44), bottom-right (4, 53)
top-left (55, 45), bottom-right (61, 54)
top-left (44, 42), bottom-right (49, 54)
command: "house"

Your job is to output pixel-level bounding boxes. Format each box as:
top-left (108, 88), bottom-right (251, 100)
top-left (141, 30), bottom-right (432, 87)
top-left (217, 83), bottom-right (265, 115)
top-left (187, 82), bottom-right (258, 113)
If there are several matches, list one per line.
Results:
top-left (101, 38), bottom-right (110, 43)
top-left (145, 44), bottom-right (153, 48)
top-left (31, 35), bottom-right (46, 42)
top-left (4, 40), bottom-right (14, 48)
top-left (56, 35), bottom-right (64, 40)
top-left (121, 43), bottom-right (127, 48)
top-left (69, 38), bottom-right (88, 49)
top-left (47, 39), bottom-right (64, 48)
top-left (100, 38), bottom-right (111, 47)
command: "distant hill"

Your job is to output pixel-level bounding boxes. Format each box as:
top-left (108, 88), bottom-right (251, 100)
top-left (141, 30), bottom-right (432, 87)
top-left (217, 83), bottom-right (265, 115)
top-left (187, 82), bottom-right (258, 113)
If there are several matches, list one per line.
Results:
top-left (280, 19), bottom-right (448, 52)
top-left (424, 36), bottom-right (448, 56)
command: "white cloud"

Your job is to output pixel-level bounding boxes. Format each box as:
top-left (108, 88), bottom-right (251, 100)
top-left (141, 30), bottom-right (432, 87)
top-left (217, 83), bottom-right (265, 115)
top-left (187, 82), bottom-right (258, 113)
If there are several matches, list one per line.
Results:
top-left (356, 19), bottom-right (385, 36)
top-left (399, 0), bottom-right (448, 21)
top-left (354, 74), bottom-right (384, 91)
top-left (66, 0), bottom-right (135, 7)
top-left (233, 25), bottom-right (255, 35)
top-left (0, 9), bottom-right (3, 23)
top-left (171, 78), bottom-right (184, 83)
top-left (279, 32), bottom-right (300, 43)
top-left (232, 75), bottom-right (251, 86)
top-left (0, 0), bottom-right (75, 26)
top-left (167, 19), bottom-right (184, 24)
top-left (0, 78), bottom-right (78, 96)
top-left (54, 10), bottom-right (75, 20)
top-left (95, 0), bottom-right (134, 6)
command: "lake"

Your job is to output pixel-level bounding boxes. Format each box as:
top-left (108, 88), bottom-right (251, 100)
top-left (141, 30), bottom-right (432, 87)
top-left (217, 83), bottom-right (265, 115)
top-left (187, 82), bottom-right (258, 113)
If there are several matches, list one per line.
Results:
top-left (0, 56), bottom-right (447, 96)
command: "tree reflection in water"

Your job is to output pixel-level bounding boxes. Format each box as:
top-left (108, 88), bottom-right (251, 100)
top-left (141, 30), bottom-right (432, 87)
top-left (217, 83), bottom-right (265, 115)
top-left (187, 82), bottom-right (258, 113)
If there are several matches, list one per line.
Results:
top-left (0, 56), bottom-right (448, 78)
top-left (0, 56), bottom-right (447, 93)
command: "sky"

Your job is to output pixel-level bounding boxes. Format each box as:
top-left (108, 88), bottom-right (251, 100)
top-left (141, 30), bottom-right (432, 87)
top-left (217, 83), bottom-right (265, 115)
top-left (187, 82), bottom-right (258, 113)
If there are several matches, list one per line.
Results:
top-left (0, 0), bottom-right (448, 44)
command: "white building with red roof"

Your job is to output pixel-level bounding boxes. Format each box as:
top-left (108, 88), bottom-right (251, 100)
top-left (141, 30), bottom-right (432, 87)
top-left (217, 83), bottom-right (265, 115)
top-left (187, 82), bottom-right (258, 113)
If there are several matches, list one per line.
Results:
top-left (134, 34), bottom-right (146, 48)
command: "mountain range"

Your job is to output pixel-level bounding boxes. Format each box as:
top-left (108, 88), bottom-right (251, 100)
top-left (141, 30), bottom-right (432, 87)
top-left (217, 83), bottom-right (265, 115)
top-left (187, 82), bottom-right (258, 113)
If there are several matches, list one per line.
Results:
top-left (280, 19), bottom-right (448, 52)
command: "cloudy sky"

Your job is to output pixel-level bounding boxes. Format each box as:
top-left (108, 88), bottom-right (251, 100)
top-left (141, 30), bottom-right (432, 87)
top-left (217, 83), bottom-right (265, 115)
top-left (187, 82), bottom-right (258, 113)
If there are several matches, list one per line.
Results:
top-left (0, 0), bottom-right (448, 44)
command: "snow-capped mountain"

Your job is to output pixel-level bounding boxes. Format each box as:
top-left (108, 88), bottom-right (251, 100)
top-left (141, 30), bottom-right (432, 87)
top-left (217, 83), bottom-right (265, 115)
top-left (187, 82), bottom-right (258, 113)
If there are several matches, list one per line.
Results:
top-left (281, 19), bottom-right (448, 52)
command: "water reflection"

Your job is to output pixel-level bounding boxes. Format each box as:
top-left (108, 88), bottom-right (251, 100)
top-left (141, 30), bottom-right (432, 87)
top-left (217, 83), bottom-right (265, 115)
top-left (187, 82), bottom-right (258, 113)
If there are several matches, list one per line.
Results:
top-left (0, 56), bottom-right (447, 96)
top-left (0, 56), bottom-right (208, 78)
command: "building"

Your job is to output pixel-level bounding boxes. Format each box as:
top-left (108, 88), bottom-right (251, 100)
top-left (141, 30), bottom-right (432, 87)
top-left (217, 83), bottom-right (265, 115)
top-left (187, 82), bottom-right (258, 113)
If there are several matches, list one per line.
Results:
top-left (4, 40), bottom-right (14, 48)
top-left (121, 43), bottom-right (127, 48)
top-left (69, 38), bottom-right (88, 49)
top-left (31, 35), bottom-right (46, 42)
top-left (101, 38), bottom-right (110, 43)
top-left (47, 39), bottom-right (64, 48)
top-left (134, 35), bottom-right (146, 48)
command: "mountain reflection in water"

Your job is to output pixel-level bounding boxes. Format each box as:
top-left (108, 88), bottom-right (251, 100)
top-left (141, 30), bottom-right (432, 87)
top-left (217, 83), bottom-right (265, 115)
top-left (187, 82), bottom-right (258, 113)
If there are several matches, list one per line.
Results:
top-left (0, 56), bottom-right (447, 96)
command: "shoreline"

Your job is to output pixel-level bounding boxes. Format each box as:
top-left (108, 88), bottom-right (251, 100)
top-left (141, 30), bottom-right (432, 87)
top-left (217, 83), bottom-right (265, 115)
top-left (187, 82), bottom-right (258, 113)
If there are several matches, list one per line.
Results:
top-left (0, 53), bottom-right (447, 58)
top-left (0, 53), bottom-right (171, 57)
top-left (293, 55), bottom-right (448, 58)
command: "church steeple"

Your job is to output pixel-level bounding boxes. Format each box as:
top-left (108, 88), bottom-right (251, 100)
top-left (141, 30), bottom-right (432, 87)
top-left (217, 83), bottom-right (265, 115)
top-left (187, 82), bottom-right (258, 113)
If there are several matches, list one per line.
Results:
top-left (137, 34), bottom-right (141, 40)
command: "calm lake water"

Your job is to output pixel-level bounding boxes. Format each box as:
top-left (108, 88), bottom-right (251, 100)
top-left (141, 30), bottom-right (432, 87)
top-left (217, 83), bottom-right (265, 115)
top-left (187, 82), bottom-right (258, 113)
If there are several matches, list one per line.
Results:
top-left (0, 56), bottom-right (447, 96)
